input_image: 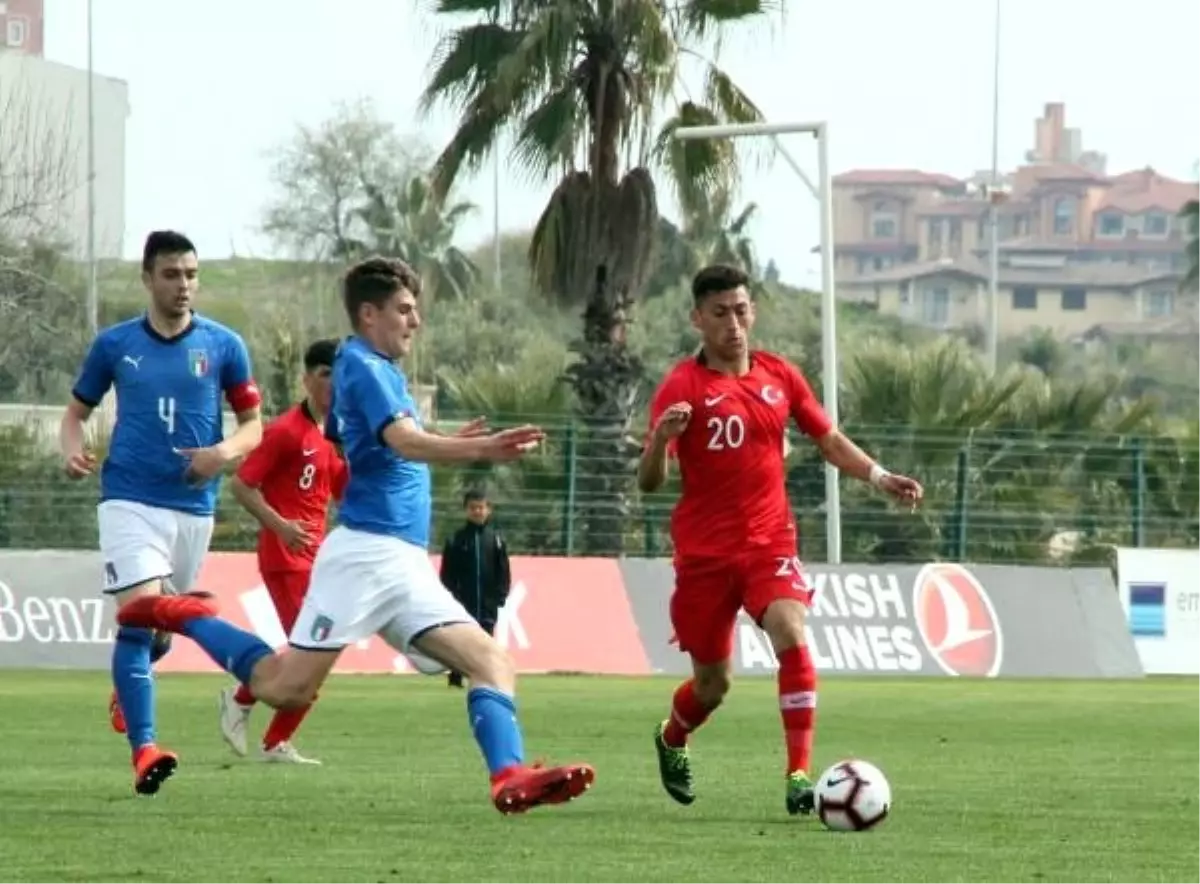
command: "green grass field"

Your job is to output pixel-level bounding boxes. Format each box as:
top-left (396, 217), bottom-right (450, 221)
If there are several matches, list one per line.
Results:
top-left (0, 673), bottom-right (1196, 883)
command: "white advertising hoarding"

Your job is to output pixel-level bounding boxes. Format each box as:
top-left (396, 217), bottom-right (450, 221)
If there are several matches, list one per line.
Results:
top-left (1116, 548), bottom-right (1199, 675)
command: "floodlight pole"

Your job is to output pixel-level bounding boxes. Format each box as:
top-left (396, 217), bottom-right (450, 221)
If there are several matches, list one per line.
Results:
top-left (674, 120), bottom-right (843, 564)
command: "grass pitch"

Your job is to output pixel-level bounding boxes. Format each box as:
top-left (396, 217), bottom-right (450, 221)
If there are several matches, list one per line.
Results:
top-left (0, 672), bottom-right (1195, 883)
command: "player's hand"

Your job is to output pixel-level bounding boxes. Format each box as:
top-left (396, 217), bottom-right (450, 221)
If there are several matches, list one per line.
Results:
top-left (177, 444), bottom-right (232, 482)
top-left (879, 473), bottom-right (924, 508)
top-left (453, 417), bottom-right (490, 438)
top-left (275, 519), bottom-right (316, 552)
top-left (653, 402), bottom-right (692, 441)
top-left (63, 450), bottom-right (97, 480)
top-left (481, 425), bottom-right (546, 461)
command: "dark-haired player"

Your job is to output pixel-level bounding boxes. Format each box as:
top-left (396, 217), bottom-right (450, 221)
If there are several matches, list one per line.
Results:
top-left (114, 256), bottom-right (596, 815)
top-left (61, 230), bottom-right (263, 795)
top-left (218, 338), bottom-right (346, 764)
top-left (639, 264), bottom-right (923, 816)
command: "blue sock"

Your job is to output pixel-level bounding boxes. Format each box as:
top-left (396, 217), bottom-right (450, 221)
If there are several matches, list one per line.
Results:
top-left (113, 627), bottom-right (155, 751)
top-left (467, 686), bottom-right (525, 776)
top-left (181, 617), bottom-right (273, 685)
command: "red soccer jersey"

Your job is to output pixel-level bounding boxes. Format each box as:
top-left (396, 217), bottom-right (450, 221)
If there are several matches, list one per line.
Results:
top-left (235, 401), bottom-right (347, 573)
top-left (648, 350), bottom-right (833, 560)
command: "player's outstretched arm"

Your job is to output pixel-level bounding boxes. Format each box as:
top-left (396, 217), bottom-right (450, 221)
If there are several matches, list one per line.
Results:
top-left (812, 430), bottom-right (923, 505)
top-left (382, 417), bottom-right (543, 464)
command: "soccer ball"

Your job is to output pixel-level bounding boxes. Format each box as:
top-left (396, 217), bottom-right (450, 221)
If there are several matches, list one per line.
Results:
top-left (814, 759), bottom-right (891, 832)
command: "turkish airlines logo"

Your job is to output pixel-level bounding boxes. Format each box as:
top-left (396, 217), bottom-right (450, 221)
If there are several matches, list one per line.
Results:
top-left (912, 563), bottom-right (1003, 677)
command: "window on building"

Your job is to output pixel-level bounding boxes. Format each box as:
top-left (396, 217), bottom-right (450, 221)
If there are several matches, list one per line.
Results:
top-left (1146, 289), bottom-right (1175, 318)
top-left (1053, 197), bottom-right (1076, 236)
top-left (1061, 287), bottom-right (1087, 311)
top-left (1097, 212), bottom-right (1125, 237)
top-left (921, 286), bottom-right (950, 326)
top-left (871, 201), bottom-right (898, 239)
top-left (1012, 286), bottom-right (1038, 310)
top-left (1141, 212), bottom-right (1169, 237)
top-left (5, 16), bottom-right (27, 47)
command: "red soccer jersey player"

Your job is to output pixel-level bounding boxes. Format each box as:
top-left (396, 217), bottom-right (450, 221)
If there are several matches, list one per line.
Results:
top-left (218, 338), bottom-right (347, 764)
top-left (638, 264), bottom-right (923, 816)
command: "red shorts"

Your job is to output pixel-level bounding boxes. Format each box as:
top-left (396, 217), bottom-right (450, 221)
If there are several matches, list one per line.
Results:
top-left (670, 550), bottom-right (813, 665)
top-left (262, 570), bottom-right (313, 634)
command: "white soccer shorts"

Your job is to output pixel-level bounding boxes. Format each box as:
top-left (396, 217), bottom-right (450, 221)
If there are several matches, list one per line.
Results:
top-left (96, 499), bottom-right (215, 594)
top-left (289, 526), bottom-right (473, 660)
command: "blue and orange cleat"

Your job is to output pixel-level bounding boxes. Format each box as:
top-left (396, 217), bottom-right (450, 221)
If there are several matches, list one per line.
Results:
top-left (132, 744), bottom-right (178, 796)
top-left (490, 762), bottom-right (595, 815)
top-left (109, 690), bottom-right (126, 735)
top-left (117, 591), bottom-right (218, 633)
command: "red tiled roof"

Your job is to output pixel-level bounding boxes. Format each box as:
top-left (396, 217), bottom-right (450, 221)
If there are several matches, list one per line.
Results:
top-left (834, 169), bottom-right (962, 188)
top-left (1098, 167), bottom-right (1198, 213)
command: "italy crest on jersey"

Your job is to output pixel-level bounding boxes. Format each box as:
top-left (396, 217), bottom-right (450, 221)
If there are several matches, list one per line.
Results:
top-left (188, 349), bottom-right (209, 378)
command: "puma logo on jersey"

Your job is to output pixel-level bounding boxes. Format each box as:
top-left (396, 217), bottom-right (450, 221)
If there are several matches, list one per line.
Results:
top-left (761, 385), bottom-right (784, 405)
top-left (122, 355), bottom-right (143, 369)
top-left (704, 394), bottom-right (727, 407)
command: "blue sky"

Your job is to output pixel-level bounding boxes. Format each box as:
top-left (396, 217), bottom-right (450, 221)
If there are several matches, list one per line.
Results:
top-left (46, 0), bottom-right (1200, 286)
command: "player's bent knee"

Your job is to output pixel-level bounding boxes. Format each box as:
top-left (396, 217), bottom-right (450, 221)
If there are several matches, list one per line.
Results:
top-left (462, 638), bottom-right (515, 693)
top-left (760, 598), bottom-right (808, 652)
top-left (692, 662), bottom-right (733, 706)
top-left (251, 647), bottom-right (337, 709)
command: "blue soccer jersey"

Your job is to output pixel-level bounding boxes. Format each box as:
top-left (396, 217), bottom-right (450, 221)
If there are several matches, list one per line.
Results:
top-left (72, 314), bottom-right (260, 516)
top-left (325, 336), bottom-right (432, 547)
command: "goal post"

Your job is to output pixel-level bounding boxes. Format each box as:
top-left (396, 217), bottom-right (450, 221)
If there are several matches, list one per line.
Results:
top-left (673, 121), bottom-right (843, 564)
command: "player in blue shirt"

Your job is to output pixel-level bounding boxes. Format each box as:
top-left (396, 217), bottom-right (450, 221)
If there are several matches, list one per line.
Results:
top-left (60, 230), bottom-right (264, 796)
top-left (117, 256), bottom-right (597, 814)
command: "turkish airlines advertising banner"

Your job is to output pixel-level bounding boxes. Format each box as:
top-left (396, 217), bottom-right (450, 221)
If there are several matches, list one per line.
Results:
top-left (0, 551), bottom-right (1141, 679)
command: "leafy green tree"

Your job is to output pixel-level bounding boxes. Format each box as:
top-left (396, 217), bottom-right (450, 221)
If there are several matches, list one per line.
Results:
top-left (1181, 199), bottom-right (1198, 292)
top-left (422, 0), bottom-right (778, 553)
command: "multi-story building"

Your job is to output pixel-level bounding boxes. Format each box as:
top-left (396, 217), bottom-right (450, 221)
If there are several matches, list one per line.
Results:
top-left (0, 0), bottom-right (44, 56)
top-left (835, 103), bottom-right (1199, 338)
top-left (0, 47), bottom-right (128, 258)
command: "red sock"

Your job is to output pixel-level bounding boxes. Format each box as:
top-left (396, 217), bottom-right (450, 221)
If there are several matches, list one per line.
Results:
top-left (662, 680), bottom-right (716, 748)
top-left (777, 645), bottom-right (817, 774)
top-left (262, 704), bottom-right (313, 750)
top-left (233, 684), bottom-right (256, 706)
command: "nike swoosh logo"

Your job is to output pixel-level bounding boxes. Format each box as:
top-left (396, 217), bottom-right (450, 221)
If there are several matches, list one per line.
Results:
top-left (704, 395), bottom-right (727, 406)
top-left (302, 448), bottom-right (317, 456)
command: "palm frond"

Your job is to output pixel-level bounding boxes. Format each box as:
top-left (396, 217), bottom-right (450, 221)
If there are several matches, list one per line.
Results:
top-left (652, 102), bottom-right (733, 220)
top-left (419, 23), bottom-right (519, 113)
top-left (511, 83), bottom-right (583, 181)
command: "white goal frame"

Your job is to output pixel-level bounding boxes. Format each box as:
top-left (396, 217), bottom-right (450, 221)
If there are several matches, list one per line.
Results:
top-left (673, 121), bottom-right (843, 564)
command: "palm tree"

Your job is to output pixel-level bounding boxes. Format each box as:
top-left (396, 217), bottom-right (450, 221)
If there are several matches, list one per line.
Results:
top-left (824, 336), bottom-right (1162, 565)
top-left (682, 184), bottom-right (759, 278)
top-left (352, 173), bottom-right (481, 303)
top-left (421, 0), bottom-right (776, 553)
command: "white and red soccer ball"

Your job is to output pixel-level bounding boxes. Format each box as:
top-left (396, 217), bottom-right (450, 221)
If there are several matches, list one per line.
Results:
top-left (815, 759), bottom-right (892, 832)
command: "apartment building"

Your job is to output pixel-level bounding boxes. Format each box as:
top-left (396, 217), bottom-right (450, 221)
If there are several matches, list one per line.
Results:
top-left (834, 103), bottom-right (1198, 338)
top-left (0, 0), bottom-right (43, 56)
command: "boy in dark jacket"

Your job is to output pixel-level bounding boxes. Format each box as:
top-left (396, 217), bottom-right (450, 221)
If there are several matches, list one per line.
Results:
top-left (439, 489), bottom-right (512, 688)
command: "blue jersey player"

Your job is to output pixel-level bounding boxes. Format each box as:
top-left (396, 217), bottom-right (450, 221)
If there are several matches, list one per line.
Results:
top-left (116, 257), bottom-right (597, 814)
top-left (60, 230), bottom-right (264, 796)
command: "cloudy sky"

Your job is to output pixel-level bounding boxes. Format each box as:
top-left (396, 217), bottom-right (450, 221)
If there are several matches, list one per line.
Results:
top-left (45, 0), bottom-right (1200, 285)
